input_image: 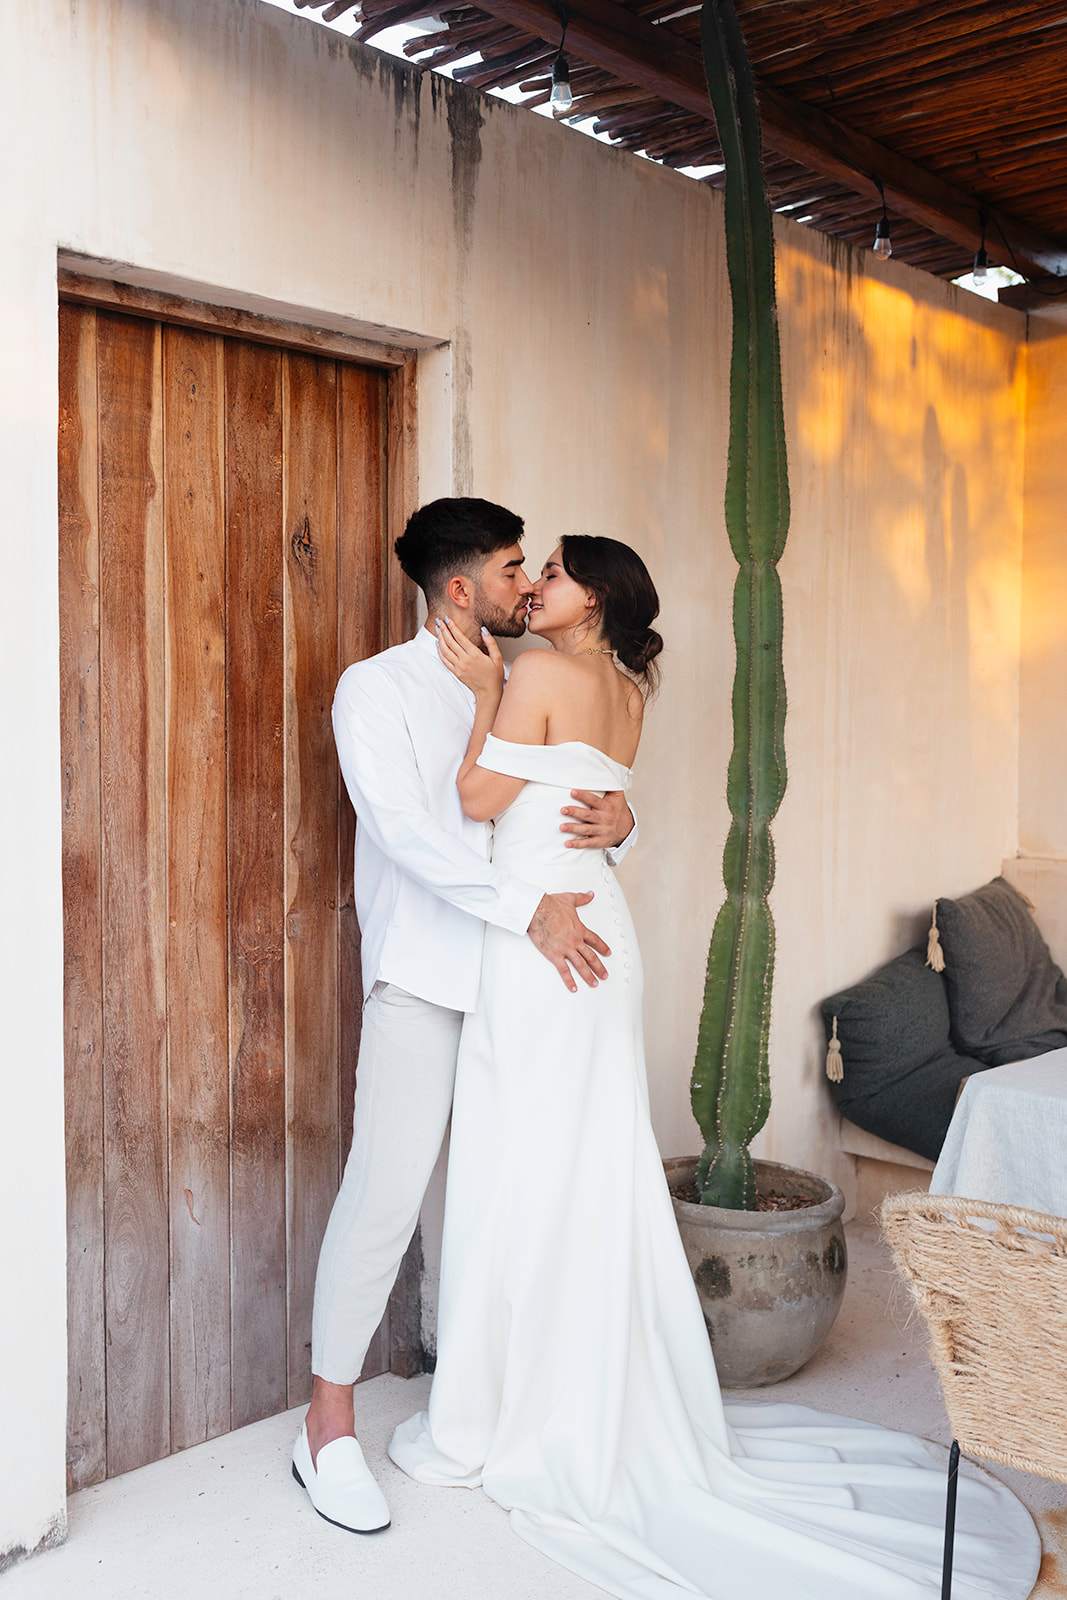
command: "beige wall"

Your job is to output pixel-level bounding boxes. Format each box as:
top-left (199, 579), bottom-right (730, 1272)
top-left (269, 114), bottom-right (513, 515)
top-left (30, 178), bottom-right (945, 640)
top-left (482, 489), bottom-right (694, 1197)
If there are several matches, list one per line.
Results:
top-left (0, 0), bottom-right (1037, 1557)
top-left (1020, 302), bottom-right (1067, 859)
top-left (1012, 298), bottom-right (1067, 985)
top-left (766, 232), bottom-right (1026, 1186)
top-left (1, 0), bottom-right (75, 1566)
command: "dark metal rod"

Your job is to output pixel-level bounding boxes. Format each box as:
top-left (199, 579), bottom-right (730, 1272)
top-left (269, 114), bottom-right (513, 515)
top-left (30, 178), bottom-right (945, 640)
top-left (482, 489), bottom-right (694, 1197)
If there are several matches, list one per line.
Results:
top-left (941, 1439), bottom-right (961, 1600)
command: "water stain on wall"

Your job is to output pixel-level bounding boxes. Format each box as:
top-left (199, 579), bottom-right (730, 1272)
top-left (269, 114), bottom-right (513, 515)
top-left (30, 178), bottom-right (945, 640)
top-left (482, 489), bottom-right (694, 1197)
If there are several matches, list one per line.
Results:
top-left (445, 86), bottom-right (485, 494)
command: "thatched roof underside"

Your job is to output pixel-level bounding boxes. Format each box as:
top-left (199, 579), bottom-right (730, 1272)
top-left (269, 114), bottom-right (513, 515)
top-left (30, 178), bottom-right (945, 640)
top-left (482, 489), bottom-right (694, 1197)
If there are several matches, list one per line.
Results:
top-left (295, 0), bottom-right (1067, 292)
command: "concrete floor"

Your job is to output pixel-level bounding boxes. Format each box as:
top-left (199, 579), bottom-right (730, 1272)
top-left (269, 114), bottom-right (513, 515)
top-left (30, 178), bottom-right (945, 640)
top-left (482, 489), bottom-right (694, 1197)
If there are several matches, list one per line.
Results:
top-left (10, 1222), bottom-right (1067, 1599)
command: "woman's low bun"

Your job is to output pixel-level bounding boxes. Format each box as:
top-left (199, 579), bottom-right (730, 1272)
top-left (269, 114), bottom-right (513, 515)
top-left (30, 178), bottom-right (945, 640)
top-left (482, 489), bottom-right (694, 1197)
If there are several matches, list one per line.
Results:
top-left (616, 627), bottom-right (663, 680)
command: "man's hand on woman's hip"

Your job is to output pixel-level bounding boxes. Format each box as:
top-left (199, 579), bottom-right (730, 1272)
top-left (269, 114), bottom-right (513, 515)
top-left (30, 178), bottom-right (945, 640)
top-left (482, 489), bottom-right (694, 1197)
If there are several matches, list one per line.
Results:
top-left (527, 892), bottom-right (610, 993)
top-left (560, 789), bottom-right (634, 850)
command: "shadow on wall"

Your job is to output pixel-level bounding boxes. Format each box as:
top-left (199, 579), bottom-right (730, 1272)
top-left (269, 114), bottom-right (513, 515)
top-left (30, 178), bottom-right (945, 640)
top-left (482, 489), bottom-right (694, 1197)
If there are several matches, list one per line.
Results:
top-left (760, 224), bottom-right (1025, 1177)
top-left (923, 406), bottom-right (973, 774)
top-left (781, 226), bottom-right (1022, 901)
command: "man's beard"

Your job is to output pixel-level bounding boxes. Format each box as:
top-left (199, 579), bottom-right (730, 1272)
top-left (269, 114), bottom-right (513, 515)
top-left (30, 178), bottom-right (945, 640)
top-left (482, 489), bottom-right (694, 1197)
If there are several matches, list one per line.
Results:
top-left (473, 592), bottom-right (527, 639)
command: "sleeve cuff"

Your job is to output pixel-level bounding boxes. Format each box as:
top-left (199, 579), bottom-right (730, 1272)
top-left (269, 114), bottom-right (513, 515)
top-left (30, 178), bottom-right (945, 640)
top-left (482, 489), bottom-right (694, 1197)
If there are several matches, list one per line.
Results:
top-left (605, 809), bottom-right (638, 868)
top-left (492, 878), bottom-right (545, 937)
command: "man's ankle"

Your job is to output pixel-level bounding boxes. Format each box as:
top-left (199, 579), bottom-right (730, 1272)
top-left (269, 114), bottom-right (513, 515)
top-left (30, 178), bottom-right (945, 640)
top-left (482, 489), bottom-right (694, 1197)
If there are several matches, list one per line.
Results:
top-left (306, 1378), bottom-right (357, 1466)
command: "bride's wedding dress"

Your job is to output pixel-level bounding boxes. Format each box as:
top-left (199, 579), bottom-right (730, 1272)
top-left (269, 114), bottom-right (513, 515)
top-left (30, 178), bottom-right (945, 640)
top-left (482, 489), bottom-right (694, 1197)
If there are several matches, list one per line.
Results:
top-left (390, 736), bottom-right (1039, 1600)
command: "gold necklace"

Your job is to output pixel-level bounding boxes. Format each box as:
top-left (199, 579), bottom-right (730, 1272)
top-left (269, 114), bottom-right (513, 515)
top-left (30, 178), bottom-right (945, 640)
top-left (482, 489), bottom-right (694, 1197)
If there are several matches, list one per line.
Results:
top-left (579, 647), bottom-right (613, 655)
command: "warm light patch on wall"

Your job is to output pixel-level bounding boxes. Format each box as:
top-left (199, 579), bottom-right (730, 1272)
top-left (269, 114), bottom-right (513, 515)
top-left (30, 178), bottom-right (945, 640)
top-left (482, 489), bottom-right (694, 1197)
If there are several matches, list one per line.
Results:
top-left (792, 301), bottom-right (848, 469)
top-left (777, 226), bottom-right (1025, 763)
top-left (1019, 328), bottom-right (1067, 662)
top-left (779, 254), bottom-right (848, 468)
top-left (867, 281), bottom-right (1022, 653)
top-left (910, 306), bottom-right (1024, 731)
top-left (880, 507), bottom-right (935, 615)
top-left (968, 548), bottom-right (1022, 721)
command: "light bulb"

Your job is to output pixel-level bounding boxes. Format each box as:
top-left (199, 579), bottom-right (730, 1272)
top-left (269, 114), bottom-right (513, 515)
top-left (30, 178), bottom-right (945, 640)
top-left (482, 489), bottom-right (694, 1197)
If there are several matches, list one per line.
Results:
top-left (550, 56), bottom-right (573, 113)
top-left (873, 215), bottom-right (892, 259)
top-left (972, 246), bottom-right (989, 286)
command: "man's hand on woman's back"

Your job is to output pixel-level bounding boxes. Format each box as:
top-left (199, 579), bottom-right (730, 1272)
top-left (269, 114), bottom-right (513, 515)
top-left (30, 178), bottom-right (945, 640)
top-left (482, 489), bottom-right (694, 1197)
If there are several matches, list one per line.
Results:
top-left (528, 893), bottom-right (610, 993)
top-left (560, 789), bottom-right (634, 849)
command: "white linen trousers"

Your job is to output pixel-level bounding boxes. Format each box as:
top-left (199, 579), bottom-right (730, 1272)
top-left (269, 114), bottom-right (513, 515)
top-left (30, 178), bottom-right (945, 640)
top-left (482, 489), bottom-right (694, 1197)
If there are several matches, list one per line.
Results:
top-left (312, 982), bottom-right (463, 1384)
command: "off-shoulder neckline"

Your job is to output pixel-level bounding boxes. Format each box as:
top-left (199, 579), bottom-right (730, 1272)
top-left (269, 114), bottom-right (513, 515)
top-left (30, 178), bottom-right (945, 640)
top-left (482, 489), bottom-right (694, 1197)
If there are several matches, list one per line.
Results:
top-left (484, 733), bottom-right (633, 776)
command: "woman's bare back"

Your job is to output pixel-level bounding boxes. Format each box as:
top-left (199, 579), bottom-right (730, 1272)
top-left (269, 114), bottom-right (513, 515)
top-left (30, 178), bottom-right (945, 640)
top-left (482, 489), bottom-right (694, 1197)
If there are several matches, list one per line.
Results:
top-left (505, 648), bottom-right (643, 768)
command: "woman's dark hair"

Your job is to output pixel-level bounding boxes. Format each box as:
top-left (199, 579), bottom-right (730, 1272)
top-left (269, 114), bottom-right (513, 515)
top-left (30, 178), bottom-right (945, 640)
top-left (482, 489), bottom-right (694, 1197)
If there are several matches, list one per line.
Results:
top-left (395, 497), bottom-right (525, 601)
top-left (560, 535), bottom-right (663, 690)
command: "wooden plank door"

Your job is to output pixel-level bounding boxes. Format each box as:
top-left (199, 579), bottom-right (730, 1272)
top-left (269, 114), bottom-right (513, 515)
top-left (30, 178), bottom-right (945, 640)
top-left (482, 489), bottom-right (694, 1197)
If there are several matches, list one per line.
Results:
top-left (59, 301), bottom-right (407, 1489)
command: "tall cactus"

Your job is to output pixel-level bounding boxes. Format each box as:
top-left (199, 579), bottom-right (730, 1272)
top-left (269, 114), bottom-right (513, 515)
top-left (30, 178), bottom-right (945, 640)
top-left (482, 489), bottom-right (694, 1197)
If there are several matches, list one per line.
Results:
top-left (691, 0), bottom-right (789, 1210)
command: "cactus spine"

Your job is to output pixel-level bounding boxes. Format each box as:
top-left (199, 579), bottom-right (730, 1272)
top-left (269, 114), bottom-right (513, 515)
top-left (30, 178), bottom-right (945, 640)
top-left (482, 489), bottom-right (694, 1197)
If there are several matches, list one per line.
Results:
top-left (691, 0), bottom-right (789, 1210)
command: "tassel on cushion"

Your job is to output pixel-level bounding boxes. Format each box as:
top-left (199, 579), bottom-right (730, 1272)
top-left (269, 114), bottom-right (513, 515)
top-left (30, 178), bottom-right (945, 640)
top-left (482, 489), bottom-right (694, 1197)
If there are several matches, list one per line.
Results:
top-left (825, 1015), bottom-right (844, 1083)
top-left (926, 901), bottom-right (946, 972)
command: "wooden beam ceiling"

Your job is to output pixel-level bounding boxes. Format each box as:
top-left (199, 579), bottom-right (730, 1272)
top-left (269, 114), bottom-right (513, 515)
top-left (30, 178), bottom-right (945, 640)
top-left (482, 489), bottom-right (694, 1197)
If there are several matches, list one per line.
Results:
top-left (446, 0), bottom-right (1067, 278)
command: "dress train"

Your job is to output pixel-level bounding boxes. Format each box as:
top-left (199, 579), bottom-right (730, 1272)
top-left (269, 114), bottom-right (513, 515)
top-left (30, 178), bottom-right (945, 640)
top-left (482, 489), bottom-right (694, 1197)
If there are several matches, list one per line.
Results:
top-left (390, 737), bottom-right (1039, 1600)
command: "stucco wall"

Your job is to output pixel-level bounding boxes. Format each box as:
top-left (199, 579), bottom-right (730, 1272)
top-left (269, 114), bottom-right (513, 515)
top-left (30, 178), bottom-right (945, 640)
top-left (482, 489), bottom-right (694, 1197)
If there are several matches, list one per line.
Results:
top-left (1, 1), bottom-right (76, 1569)
top-left (767, 233), bottom-right (1025, 1182)
top-left (1012, 301), bottom-right (1067, 975)
top-left (1019, 302), bottom-right (1067, 858)
top-left (1, 0), bottom-right (1032, 1558)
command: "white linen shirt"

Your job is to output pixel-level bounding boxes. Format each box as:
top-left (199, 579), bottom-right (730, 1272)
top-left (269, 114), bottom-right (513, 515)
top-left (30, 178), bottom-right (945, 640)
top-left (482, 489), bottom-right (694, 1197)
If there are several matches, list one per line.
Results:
top-left (333, 627), bottom-right (542, 1012)
top-left (333, 627), bottom-right (637, 1013)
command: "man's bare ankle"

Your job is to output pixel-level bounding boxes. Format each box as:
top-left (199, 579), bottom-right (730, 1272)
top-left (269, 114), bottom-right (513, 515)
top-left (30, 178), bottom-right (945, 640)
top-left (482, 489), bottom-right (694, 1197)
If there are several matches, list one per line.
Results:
top-left (306, 1378), bottom-right (356, 1467)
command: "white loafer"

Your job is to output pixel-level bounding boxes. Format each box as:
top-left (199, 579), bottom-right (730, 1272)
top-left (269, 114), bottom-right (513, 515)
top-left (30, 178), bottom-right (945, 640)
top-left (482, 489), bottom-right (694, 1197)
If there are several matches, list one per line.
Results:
top-left (292, 1424), bottom-right (391, 1533)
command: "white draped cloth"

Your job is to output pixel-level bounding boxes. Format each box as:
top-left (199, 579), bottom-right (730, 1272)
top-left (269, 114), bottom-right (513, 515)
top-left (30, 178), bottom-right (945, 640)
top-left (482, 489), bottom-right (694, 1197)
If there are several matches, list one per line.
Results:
top-left (931, 1048), bottom-right (1067, 1216)
top-left (390, 737), bottom-right (1040, 1599)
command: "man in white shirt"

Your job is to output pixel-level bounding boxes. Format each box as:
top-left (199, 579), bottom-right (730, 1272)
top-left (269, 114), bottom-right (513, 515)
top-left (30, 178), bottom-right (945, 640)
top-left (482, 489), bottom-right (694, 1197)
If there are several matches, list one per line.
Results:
top-left (292, 499), bottom-right (636, 1532)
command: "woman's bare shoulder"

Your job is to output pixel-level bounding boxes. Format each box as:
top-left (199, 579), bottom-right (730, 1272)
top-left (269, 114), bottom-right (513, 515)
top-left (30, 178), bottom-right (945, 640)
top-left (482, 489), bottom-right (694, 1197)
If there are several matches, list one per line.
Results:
top-left (506, 647), bottom-right (574, 680)
top-left (497, 648), bottom-right (566, 719)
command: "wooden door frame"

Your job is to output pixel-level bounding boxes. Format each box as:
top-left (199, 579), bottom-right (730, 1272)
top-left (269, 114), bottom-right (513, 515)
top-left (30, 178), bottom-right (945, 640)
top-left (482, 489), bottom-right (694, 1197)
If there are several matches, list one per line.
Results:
top-left (58, 269), bottom-right (418, 652)
top-left (57, 274), bottom-right (425, 1405)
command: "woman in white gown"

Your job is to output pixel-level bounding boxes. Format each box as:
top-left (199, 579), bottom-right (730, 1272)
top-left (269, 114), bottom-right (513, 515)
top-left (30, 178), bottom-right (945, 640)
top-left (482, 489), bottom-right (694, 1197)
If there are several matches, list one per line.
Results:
top-left (389, 536), bottom-right (1039, 1600)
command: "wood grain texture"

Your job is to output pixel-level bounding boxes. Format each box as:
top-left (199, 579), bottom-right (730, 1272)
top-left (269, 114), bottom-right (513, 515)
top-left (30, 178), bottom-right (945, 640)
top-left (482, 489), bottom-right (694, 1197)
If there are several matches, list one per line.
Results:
top-left (335, 365), bottom-right (392, 1383)
top-left (59, 304), bottom-right (106, 1492)
top-left (58, 271), bottom-right (414, 369)
top-left (335, 365), bottom-right (386, 1175)
top-left (61, 293), bottom-right (400, 1472)
top-left (284, 352), bottom-right (341, 1403)
top-left (163, 326), bottom-right (232, 1449)
top-left (385, 357), bottom-right (418, 647)
top-left (97, 312), bottom-right (171, 1477)
top-left (225, 338), bottom-right (289, 1429)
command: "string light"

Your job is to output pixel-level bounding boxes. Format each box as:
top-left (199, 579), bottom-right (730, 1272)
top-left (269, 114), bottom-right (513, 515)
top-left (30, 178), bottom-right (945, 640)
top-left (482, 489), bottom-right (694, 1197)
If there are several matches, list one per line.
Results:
top-left (550, 3), bottom-right (573, 114)
top-left (873, 177), bottom-right (892, 259)
top-left (973, 213), bottom-right (990, 286)
top-left (550, 55), bottom-right (572, 113)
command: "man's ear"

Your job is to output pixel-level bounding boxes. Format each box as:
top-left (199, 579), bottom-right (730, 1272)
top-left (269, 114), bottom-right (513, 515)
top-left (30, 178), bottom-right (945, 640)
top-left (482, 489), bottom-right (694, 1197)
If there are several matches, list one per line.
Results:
top-left (446, 573), bottom-right (473, 610)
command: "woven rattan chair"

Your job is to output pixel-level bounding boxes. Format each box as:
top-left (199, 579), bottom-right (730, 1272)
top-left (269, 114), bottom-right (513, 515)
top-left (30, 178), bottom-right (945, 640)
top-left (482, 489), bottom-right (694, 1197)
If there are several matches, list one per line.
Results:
top-left (881, 1191), bottom-right (1067, 1597)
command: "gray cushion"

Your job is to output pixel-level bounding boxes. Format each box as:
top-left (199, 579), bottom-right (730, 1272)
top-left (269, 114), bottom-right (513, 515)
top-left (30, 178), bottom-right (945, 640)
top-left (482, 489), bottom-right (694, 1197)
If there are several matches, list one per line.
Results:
top-left (936, 876), bottom-right (1067, 1065)
top-left (821, 948), bottom-right (983, 1162)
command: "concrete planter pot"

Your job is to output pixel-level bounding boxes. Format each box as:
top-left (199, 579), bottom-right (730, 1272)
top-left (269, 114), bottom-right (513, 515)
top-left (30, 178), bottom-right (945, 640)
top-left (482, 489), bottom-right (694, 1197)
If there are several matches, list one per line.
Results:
top-left (665, 1156), bottom-right (847, 1388)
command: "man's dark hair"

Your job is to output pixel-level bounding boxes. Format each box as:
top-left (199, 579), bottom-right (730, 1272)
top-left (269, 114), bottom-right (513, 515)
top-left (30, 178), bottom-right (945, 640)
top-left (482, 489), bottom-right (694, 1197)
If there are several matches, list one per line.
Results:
top-left (394, 498), bottom-right (525, 601)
